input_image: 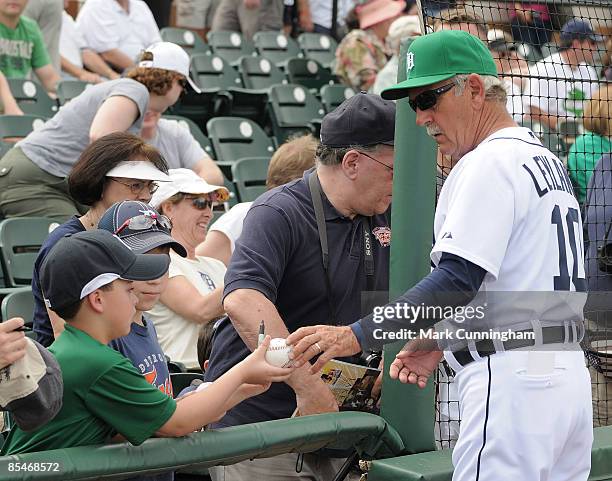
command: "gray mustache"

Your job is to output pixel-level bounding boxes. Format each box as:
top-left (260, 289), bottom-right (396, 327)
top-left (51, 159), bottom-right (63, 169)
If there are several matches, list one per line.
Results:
top-left (426, 125), bottom-right (442, 136)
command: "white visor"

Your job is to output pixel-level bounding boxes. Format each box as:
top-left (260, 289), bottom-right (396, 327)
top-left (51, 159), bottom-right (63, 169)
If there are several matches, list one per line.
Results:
top-left (105, 161), bottom-right (171, 182)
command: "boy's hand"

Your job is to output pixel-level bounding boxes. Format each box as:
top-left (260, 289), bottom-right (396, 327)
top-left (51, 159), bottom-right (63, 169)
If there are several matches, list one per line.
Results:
top-left (239, 336), bottom-right (295, 385)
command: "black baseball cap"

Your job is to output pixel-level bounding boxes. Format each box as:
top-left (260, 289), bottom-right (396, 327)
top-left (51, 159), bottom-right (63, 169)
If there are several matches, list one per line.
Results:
top-left (98, 201), bottom-right (187, 257)
top-left (40, 230), bottom-right (170, 313)
top-left (320, 92), bottom-right (396, 148)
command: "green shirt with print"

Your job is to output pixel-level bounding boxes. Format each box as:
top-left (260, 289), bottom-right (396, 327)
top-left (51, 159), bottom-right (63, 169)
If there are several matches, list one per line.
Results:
top-left (1, 324), bottom-right (177, 455)
top-left (0, 16), bottom-right (50, 78)
top-left (567, 132), bottom-right (612, 204)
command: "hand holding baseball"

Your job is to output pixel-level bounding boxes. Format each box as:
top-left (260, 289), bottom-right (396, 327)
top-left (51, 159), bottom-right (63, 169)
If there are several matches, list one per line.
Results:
top-left (287, 325), bottom-right (362, 373)
top-left (239, 335), bottom-right (295, 386)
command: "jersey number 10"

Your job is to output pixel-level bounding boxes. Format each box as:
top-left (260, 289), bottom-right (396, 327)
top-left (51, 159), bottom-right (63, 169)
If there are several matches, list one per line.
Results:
top-left (552, 205), bottom-right (587, 292)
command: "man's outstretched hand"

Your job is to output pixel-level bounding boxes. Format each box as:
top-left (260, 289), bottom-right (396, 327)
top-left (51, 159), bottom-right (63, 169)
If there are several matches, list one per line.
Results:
top-left (287, 325), bottom-right (361, 373)
top-left (389, 338), bottom-right (443, 389)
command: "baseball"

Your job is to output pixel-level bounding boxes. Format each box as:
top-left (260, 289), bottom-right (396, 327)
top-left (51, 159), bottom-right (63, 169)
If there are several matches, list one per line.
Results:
top-left (265, 338), bottom-right (293, 368)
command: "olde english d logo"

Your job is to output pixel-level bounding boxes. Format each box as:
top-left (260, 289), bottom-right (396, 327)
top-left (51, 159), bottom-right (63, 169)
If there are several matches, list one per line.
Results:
top-left (406, 52), bottom-right (415, 72)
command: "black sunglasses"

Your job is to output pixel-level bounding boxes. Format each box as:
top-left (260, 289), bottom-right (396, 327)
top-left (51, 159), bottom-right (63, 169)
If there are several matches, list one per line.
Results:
top-left (184, 195), bottom-right (213, 210)
top-left (409, 82), bottom-right (455, 112)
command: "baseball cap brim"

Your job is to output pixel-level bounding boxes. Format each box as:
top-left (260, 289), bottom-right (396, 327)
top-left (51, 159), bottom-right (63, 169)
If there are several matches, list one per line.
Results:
top-left (381, 72), bottom-right (455, 100)
top-left (122, 252), bottom-right (170, 281)
top-left (121, 231), bottom-right (188, 258)
top-left (185, 76), bottom-right (202, 94)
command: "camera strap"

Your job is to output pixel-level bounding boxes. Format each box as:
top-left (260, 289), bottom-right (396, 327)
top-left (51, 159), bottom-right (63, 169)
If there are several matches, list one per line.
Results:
top-left (308, 171), bottom-right (375, 326)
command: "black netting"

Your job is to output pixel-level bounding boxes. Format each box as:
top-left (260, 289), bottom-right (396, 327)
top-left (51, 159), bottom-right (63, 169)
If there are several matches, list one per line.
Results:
top-left (421, 0), bottom-right (612, 444)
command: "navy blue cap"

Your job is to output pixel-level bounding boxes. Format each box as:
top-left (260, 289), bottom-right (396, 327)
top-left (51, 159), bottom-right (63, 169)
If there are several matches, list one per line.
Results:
top-left (98, 201), bottom-right (187, 257)
top-left (561, 19), bottom-right (604, 43)
top-left (320, 92), bottom-right (396, 148)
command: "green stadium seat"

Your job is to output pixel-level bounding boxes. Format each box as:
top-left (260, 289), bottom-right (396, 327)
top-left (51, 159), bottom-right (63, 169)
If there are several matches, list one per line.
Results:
top-left (190, 55), bottom-right (270, 126)
top-left (253, 31), bottom-right (302, 67)
top-left (6, 78), bottom-right (58, 117)
top-left (57, 80), bottom-right (90, 105)
top-left (207, 117), bottom-right (275, 163)
top-left (231, 157), bottom-right (270, 202)
top-left (166, 89), bottom-right (217, 131)
top-left (207, 31), bottom-right (255, 66)
top-left (160, 27), bottom-right (210, 55)
top-left (238, 56), bottom-right (287, 90)
top-left (0, 217), bottom-right (58, 287)
top-left (320, 84), bottom-right (357, 113)
top-left (297, 32), bottom-right (337, 69)
top-left (286, 57), bottom-right (336, 91)
top-left (267, 84), bottom-right (325, 144)
top-left (191, 53), bottom-right (243, 90)
top-left (1, 287), bottom-right (34, 324)
top-left (0, 115), bottom-right (48, 143)
top-left (162, 114), bottom-right (215, 158)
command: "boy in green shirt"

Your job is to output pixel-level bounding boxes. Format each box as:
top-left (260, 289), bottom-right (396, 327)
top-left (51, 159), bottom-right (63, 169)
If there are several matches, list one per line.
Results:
top-left (0, 0), bottom-right (60, 93)
top-left (2, 229), bottom-right (293, 455)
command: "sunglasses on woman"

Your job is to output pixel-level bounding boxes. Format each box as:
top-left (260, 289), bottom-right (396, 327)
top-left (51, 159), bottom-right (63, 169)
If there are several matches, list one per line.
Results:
top-left (408, 82), bottom-right (455, 112)
top-left (115, 212), bottom-right (172, 235)
top-left (184, 195), bottom-right (213, 210)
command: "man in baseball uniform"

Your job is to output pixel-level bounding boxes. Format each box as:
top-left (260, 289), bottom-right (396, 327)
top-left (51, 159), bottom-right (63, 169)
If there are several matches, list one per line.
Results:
top-left (288, 30), bottom-right (592, 481)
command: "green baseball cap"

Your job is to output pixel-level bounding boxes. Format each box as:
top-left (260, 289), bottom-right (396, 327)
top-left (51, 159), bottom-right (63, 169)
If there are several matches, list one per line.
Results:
top-left (381, 30), bottom-right (498, 101)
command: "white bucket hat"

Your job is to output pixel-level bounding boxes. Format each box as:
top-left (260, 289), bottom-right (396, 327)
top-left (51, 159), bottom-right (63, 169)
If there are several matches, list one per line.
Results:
top-left (150, 168), bottom-right (230, 208)
top-left (138, 42), bottom-right (201, 94)
top-left (105, 161), bottom-right (171, 182)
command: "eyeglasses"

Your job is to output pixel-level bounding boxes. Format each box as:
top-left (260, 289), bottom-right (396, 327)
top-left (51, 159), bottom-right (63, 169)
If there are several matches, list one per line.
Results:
top-left (358, 151), bottom-right (393, 172)
top-left (110, 178), bottom-right (158, 195)
top-left (408, 82), bottom-right (455, 112)
top-left (115, 212), bottom-right (172, 235)
top-left (184, 195), bottom-right (213, 210)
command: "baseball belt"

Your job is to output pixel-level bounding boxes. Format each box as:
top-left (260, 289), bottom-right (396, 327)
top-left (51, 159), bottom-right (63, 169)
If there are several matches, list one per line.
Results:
top-left (452, 324), bottom-right (583, 367)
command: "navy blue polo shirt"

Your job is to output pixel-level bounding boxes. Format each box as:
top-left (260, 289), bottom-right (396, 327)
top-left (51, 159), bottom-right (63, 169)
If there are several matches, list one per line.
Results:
top-left (32, 216), bottom-right (86, 346)
top-left (204, 170), bottom-right (391, 427)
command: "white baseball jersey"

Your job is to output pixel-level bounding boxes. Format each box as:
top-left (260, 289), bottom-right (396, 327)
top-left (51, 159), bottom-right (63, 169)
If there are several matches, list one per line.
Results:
top-left (432, 126), bottom-right (586, 297)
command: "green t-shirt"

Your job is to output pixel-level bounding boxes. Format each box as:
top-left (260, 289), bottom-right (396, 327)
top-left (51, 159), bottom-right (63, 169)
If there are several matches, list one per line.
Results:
top-left (0, 16), bottom-right (50, 78)
top-left (567, 132), bottom-right (612, 204)
top-left (1, 325), bottom-right (176, 455)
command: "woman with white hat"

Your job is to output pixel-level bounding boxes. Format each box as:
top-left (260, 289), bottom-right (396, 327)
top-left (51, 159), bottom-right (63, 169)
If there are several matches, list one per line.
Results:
top-left (31, 132), bottom-right (171, 347)
top-left (0, 41), bottom-right (199, 221)
top-left (148, 168), bottom-right (230, 370)
top-left (335, 0), bottom-right (406, 91)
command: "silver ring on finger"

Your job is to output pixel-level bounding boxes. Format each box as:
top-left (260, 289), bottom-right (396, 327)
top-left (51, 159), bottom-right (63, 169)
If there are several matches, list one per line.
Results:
top-left (314, 342), bottom-right (322, 353)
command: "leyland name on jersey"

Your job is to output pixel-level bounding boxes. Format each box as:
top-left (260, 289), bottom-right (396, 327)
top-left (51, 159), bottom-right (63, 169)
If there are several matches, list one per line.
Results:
top-left (432, 126), bottom-right (586, 298)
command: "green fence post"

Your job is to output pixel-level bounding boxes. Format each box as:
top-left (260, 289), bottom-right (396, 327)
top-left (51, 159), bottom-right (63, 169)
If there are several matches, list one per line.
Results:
top-left (379, 38), bottom-right (438, 454)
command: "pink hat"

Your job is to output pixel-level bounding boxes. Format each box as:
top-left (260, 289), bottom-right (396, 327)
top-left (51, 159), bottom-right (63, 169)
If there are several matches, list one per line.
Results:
top-left (358, 0), bottom-right (406, 30)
